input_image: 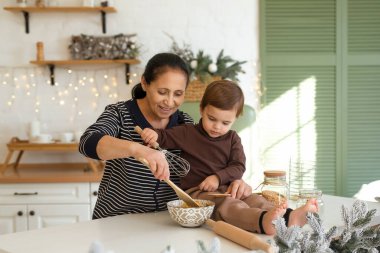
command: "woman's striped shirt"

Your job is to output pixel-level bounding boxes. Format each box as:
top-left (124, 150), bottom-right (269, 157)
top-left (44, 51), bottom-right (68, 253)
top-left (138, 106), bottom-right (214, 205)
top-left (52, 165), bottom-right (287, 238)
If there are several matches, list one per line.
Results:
top-left (79, 99), bottom-right (193, 219)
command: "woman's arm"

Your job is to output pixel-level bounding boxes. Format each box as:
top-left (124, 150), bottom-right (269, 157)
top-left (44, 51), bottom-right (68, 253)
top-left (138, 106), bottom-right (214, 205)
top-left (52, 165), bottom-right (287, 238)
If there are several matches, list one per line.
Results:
top-left (78, 103), bottom-right (169, 180)
top-left (96, 135), bottom-right (169, 180)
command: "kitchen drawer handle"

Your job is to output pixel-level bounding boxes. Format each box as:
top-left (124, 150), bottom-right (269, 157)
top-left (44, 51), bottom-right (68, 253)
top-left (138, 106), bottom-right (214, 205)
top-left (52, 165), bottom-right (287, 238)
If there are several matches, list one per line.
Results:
top-left (14, 192), bottom-right (38, 196)
top-left (29, 210), bottom-right (35, 216)
top-left (17, 211), bottom-right (23, 216)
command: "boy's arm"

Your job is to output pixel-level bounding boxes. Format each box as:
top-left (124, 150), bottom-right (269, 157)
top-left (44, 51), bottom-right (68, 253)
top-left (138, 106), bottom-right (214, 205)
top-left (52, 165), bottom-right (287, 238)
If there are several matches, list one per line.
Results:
top-left (155, 125), bottom-right (189, 150)
top-left (215, 132), bottom-right (246, 185)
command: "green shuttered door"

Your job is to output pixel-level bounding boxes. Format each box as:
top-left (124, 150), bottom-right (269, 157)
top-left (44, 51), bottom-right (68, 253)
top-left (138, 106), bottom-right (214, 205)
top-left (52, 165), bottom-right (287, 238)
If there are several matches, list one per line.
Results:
top-left (260, 0), bottom-right (380, 197)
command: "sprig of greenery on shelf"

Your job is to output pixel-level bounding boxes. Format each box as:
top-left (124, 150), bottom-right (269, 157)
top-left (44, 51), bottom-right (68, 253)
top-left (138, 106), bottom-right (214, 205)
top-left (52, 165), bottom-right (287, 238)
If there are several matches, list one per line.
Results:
top-left (168, 36), bottom-right (246, 83)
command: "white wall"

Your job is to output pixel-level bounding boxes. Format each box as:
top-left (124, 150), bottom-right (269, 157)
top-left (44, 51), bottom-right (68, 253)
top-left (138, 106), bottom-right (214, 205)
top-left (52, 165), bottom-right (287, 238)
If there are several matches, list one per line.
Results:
top-left (0, 0), bottom-right (260, 181)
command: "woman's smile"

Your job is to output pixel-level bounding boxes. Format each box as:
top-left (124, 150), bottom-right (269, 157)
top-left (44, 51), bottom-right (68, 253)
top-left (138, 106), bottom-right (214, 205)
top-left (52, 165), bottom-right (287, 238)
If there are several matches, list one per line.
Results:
top-left (158, 105), bottom-right (175, 114)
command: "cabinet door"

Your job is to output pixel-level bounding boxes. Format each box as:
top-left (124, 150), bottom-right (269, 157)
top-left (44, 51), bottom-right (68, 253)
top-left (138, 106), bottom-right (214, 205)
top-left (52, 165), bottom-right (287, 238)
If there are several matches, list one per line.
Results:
top-left (0, 205), bottom-right (28, 234)
top-left (27, 204), bottom-right (90, 230)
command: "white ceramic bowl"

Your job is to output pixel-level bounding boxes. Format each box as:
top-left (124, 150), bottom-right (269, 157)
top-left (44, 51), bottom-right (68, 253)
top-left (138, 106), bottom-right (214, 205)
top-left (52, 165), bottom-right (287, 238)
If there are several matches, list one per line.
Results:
top-left (167, 199), bottom-right (215, 227)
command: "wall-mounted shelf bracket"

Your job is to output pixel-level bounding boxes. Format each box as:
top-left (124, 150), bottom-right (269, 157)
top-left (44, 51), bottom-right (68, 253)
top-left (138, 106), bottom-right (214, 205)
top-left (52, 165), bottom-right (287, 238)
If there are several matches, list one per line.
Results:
top-left (125, 64), bottom-right (131, 84)
top-left (48, 64), bottom-right (55, 86)
top-left (101, 10), bottom-right (106, 33)
top-left (22, 11), bottom-right (30, 33)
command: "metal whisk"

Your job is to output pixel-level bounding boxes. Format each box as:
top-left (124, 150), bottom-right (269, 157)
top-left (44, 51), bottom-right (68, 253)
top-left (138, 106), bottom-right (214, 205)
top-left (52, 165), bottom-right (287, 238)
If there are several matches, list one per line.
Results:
top-left (135, 126), bottom-right (190, 177)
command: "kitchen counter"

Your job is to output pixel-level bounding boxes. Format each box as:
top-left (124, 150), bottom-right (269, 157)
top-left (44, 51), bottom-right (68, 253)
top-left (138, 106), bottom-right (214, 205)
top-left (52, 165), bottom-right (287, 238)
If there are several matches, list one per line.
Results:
top-left (0, 195), bottom-right (378, 253)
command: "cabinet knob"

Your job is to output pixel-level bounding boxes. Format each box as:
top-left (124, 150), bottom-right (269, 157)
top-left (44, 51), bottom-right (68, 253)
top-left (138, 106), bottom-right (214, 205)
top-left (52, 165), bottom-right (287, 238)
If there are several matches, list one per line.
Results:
top-left (17, 211), bottom-right (23, 216)
top-left (29, 210), bottom-right (35, 216)
top-left (92, 191), bottom-right (98, 196)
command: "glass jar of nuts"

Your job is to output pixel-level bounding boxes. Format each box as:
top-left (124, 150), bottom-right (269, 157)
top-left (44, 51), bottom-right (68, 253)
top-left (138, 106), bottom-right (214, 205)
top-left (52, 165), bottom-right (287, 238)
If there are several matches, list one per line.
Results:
top-left (260, 170), bottom-right (289, 206)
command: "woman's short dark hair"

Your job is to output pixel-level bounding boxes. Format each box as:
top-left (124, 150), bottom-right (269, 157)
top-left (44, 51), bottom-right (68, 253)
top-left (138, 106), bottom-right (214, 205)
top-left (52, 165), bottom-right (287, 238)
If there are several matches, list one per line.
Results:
top-left (200, 80), bottom-right (244, 117)
top-left (132, 53), bottom-right (190, 99)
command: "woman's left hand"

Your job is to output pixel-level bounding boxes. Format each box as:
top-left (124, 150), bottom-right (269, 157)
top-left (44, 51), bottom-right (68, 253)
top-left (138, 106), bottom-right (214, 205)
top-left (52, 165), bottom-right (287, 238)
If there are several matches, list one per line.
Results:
top-left (225, 179), bottom-right (252, 199)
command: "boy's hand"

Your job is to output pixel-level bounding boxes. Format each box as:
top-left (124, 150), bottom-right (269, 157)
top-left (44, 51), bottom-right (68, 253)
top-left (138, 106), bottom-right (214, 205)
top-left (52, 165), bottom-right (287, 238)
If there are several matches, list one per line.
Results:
top-left (199, 175), bottom-right (220, 192)
top-left (140, 128), bottom-right (159, 148)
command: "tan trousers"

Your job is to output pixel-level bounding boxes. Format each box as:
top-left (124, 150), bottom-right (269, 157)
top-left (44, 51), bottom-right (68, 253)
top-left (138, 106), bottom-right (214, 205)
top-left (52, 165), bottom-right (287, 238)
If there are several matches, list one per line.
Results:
top-left (186, 186), bottom-right (275, 234)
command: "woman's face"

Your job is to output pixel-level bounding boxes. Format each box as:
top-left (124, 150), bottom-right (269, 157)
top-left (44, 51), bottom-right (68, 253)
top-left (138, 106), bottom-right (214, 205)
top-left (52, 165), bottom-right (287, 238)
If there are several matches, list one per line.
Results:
top-left (142, 69), bottom-right (187, 120)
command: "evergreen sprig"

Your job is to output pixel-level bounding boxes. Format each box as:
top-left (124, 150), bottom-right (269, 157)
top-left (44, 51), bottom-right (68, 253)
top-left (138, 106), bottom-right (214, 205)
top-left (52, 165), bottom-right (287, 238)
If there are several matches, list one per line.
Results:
top-left (215, 50), bottom-right (246, 82)
top-left (330, 200), bottom-right (380, 253)
top-left (272, 200), bottom-right (379, 253)
top-left (193, 50), bottom-right (213, 82)
top-left (167, 35), bottom-right (246, 83)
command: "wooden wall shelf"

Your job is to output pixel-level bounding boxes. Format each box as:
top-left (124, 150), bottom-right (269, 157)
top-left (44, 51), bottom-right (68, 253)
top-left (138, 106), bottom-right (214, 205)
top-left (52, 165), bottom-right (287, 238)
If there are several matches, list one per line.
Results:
top-left (30, 59), bottom-right (141, 85)
top-left (3, 6), bottom-right (117, 34)
top-left (1, 137), bottom-right (104, 176)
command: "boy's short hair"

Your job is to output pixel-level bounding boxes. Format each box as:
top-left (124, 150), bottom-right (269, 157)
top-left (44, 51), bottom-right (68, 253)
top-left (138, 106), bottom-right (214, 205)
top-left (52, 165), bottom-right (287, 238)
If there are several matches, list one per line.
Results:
top-left (200, 80), bottom-right (244, 117)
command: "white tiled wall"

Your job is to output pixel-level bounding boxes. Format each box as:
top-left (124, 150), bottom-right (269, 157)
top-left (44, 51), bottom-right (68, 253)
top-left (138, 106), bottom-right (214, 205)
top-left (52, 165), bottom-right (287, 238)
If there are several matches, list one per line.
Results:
top-left (0, 0), bottom-right (259, 172)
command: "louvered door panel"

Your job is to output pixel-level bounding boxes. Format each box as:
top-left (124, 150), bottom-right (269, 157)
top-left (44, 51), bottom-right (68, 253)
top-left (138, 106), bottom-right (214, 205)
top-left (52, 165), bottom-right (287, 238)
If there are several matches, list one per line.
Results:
top-left (260, 66), bottom-right (336, 196)
top-left (260, 0), bottom-right (337, 197)
top-left (347, 0), bottom-right (380, 53)
top-left (344, 0), bottom-right (380, 196)
top-left (346, 67), bottom-right (380, 196)
top-left (265, 0), bottom-right (336, 53)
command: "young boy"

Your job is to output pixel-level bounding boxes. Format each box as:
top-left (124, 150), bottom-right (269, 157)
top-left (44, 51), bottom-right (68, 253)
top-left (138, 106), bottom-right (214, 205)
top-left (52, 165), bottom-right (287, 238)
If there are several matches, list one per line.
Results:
top-left (140, 80), bottom-right (318, 235)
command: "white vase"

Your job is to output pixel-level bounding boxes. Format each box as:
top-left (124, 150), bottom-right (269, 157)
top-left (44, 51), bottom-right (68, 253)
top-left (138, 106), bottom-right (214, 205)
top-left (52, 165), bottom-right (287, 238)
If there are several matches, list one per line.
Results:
top-left (28, 120), bottom-right (41, 141)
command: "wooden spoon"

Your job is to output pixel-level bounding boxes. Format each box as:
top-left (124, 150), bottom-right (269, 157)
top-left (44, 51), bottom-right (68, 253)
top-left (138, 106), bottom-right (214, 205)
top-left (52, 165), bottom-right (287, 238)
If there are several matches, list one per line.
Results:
top-left (136, 157), bottom-right (200, 208)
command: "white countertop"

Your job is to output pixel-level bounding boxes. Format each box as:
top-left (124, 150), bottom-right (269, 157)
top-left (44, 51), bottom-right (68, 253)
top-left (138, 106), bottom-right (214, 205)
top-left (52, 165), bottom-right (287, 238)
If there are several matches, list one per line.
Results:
top-left (0, 195), bottom-right (379, 253)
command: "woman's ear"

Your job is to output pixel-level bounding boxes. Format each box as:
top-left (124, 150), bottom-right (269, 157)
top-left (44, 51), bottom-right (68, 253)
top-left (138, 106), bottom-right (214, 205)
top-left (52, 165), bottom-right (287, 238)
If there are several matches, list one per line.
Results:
top-left (141, 76), bottom-right (147, 91)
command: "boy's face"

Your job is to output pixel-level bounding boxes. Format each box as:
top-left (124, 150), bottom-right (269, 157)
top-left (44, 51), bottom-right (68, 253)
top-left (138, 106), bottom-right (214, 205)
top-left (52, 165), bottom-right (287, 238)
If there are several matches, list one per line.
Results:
top-left (200, 105), bottom-right (237, 138)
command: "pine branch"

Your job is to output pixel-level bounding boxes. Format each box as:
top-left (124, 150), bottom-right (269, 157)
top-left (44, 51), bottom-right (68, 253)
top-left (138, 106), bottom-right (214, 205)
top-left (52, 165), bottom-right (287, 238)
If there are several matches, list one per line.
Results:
top-left (330, 201), bottom-right (380, 253)
top-left (167, 37), bottom-right (246, 84)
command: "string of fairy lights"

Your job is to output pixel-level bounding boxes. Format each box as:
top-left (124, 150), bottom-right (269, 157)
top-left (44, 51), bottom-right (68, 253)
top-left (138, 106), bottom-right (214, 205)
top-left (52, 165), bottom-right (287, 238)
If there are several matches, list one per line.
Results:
top-left (0, 66), bottom-right (140, 121)
top-left (0, 63), bottom-right (261, 124)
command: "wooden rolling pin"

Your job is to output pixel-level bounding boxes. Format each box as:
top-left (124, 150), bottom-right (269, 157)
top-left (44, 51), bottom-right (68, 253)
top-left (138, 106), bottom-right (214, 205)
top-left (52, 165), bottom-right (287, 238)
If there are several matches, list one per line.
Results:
top-left (206, 219), bottom-right (274, 253)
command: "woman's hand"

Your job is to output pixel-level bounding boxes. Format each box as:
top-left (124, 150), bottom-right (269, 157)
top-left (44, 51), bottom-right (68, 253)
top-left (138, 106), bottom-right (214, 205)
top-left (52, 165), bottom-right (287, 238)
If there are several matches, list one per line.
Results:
top-left (225, 179), bottom-right (252, 199)
top-left (136, 144), bottom-right (170, 181)
top-left (199, 175), bottom-right (220, 192)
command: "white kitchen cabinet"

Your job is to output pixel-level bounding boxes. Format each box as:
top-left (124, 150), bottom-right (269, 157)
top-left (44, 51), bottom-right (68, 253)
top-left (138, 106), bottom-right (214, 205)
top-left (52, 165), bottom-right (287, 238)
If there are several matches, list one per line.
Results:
top-left (0, 183), bottom-right (93, 235)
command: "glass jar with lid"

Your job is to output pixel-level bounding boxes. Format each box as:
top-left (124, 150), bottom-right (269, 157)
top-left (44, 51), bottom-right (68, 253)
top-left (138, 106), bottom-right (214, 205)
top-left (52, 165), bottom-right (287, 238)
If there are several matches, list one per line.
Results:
top-left (260, 170), bottom-right (289, 206)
